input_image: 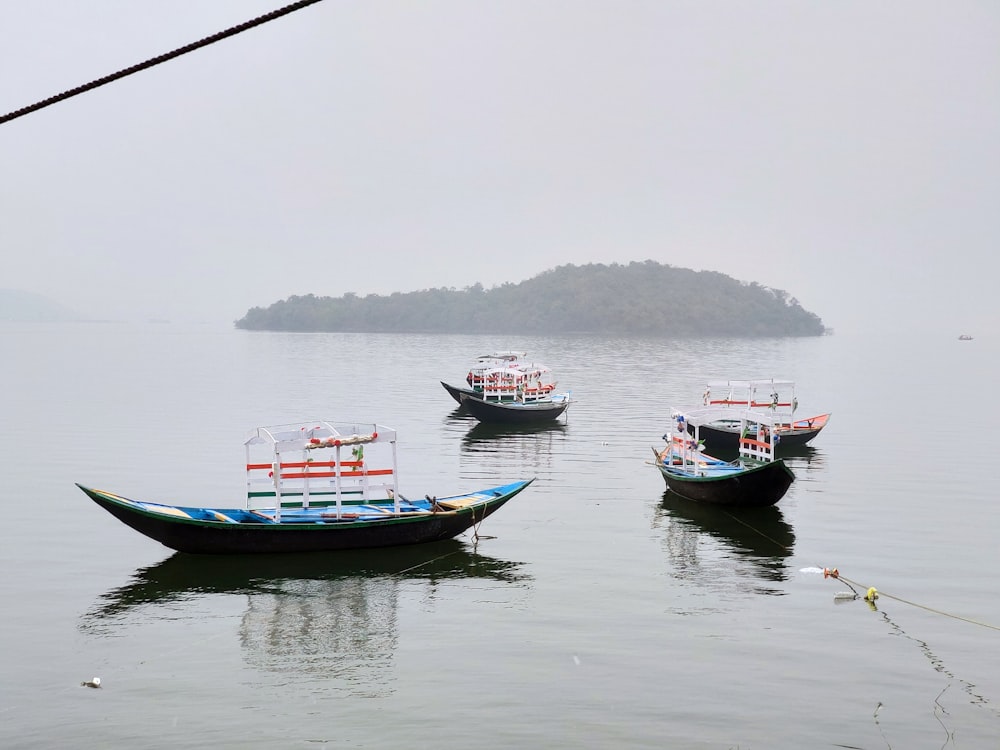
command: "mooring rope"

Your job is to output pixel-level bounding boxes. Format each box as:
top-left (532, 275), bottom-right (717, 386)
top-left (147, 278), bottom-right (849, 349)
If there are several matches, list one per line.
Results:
top-left (822, 567), bottom-right (1000, 631)
top-left (0, 0), bottom-right (326, 125)
top-left (393, 504), bottom-right (495, 574)
top-left (722, 509), bottom-right (793, 554)
top-left (396, 548), bottom-right (466, 575)
top-left (469, 504), bottom-right (496, 544)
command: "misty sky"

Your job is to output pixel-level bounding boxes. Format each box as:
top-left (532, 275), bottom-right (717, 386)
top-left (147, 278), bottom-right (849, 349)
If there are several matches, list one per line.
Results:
top-left (2, 2), bottom-right (997, 335)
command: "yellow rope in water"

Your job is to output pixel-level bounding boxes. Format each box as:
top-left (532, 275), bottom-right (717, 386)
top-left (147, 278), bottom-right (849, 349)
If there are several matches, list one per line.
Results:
top-left (825, 568), bottom-right (1000, 632)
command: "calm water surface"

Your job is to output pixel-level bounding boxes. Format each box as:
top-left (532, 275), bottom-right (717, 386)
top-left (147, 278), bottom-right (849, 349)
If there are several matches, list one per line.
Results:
top-left (2, 323), bottom-right (998, 749)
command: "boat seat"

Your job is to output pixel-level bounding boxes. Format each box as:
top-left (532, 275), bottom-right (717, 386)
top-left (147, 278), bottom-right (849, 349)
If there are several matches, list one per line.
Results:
top-left (437, 496), bottom-right (478, 510)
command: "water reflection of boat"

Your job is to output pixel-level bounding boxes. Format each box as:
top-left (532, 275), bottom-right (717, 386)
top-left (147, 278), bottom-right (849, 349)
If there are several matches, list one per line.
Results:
top-left (82, 540), bottom-right (529, 623)
top-left (656, 491), bottom-right (795, 586)
top-left (463, 420), bottom-right (568, 445)
top-left (81, 542), bottom-right (530, 695)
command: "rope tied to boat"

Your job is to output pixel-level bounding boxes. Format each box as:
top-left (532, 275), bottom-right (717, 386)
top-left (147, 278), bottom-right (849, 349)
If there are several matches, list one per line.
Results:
top-left (822, 567), bottom-right (1000, 631)
top-left (468, 503), bottom-right (496, 545)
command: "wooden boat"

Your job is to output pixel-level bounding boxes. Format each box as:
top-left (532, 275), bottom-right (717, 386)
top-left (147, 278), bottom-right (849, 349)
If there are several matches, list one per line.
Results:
top-left (441, 351), bottom-right (559, 405)
top-left (685, 379), bottom-right (830, 451)
top-left (77, 421), bottom-right (533, 555)
top-left (442, 350), bottom-right (572, 424)
top-left (461, 391), bottom-right (571, 424)
top-left (441, 380), bottom-right (479, 403)
top-left (652, 408), bottom-right (795, 507)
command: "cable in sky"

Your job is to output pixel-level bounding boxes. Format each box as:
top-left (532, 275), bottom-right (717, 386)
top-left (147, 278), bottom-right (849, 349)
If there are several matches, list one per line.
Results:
top-left (0, 0), bottom-right (326, 126)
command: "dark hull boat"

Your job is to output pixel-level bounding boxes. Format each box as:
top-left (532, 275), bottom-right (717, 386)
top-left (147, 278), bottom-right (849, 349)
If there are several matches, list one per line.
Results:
top-left (443, 351), bottom-right (572, 423)
top-left (78, 420), bottom-right (533, 555)
top-left (655, 457), bottom-right (794, 508)
top-left (441, 381), bottom-right (477, 404)
top-left (440, 380), bottom-right (532, 405)
top-left (694, 413), bottom-right (831, 452)
top-left (77, 482), bottom-right (530, 555)
top-left (652, 408), bottom-right (795, 508)
top-left (461, 394), bottom-right (570, 424)
top-left (688, 379), bottom-right (831, 452)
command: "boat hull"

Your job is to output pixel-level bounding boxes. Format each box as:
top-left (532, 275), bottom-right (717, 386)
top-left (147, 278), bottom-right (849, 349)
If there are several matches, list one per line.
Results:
top-left (656, 460), bottom-right (795, 508)
top-left (77, 481), bottom-right (532, 555)
top-left (461, 395), bottom-right (569, 424)
top-left (441, 381), bottom-right (534, 406)
top-left (694, 413), bottom-right (830, 452)
top-left (441, 381), bottom-right (477, 404)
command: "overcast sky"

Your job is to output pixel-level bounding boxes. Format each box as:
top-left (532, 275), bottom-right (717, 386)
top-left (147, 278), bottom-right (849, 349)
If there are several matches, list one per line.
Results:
top-left (2, 1), bottom-right (997, 334)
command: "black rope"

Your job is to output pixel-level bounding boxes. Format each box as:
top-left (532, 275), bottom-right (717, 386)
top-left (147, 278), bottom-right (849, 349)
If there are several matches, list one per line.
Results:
top-left (0, 0), bottom-right (326, 126)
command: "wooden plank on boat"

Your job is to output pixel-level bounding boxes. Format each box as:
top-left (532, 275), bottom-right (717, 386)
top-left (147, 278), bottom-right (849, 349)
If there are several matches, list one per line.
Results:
top-left (142, 504), bottom-right (191, 518)
top-left (437, 495), bottom-right (480, 510)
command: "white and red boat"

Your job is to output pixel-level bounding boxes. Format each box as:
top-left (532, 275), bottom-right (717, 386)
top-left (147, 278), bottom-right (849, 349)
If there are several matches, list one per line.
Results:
top-left (677, 379), bottom-right (830, 452)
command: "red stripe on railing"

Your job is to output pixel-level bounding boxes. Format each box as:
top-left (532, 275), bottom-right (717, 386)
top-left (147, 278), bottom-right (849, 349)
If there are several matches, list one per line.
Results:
top-left (278, 468), bottom-right (394, 480)
top-left (246, 460), bottom-right (365, 471)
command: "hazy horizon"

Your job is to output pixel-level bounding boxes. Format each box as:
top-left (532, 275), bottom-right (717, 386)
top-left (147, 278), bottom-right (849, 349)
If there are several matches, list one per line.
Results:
top-left (3, 2), bottom-right (997, 336)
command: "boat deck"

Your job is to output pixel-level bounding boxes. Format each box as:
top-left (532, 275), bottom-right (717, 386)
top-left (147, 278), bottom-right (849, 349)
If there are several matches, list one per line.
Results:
top-left (93, 488), bottom-right (508, 525)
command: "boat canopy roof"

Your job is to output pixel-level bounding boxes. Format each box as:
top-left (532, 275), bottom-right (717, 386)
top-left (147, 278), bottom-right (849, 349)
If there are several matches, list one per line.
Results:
top-left (703, 379), bottom-right (799, 413)
top-left (476, 351), bottom-right (526, 362)
top-left (474, 363), bottom-right (552, 377)
top-left (245, 421), bottom-right (397, 451)
top-left (706, 379), bottom-right (796, 391)
top-left (479, 366), bottom-right (524, 377)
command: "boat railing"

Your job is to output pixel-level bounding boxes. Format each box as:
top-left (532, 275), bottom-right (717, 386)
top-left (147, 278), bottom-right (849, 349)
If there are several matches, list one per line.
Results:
top-left (739, 434), bottom-right (776, 464)
top-left (663, 433), bottom-right (709, 475)
top-left (704, 379), bottom-right (798, 416)
top-left (480, 383), bottom-right (521, 394)
top-left (242, 422), bottom-right (399, 519)
top-left (247, 459), bottom-right (396, 507)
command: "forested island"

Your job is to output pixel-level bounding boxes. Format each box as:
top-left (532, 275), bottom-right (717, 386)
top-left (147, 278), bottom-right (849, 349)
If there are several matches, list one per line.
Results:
top-left (234, 261), bottom-right (826, 337)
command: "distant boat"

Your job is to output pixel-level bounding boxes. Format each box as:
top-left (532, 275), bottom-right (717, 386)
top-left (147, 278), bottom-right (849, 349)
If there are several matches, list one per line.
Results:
top-left (652, 409), bottom-right (795, 507)
top-left (460, 392), bottom-right (571, 424)
top-left (958, 334), bottom-right (973, 341)
top-left (77, 421), bottom-right (533, 555)
top-left (441, 351), bottom-right (558, 404)
top-left (442, 351), bottom-right (573, 424)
